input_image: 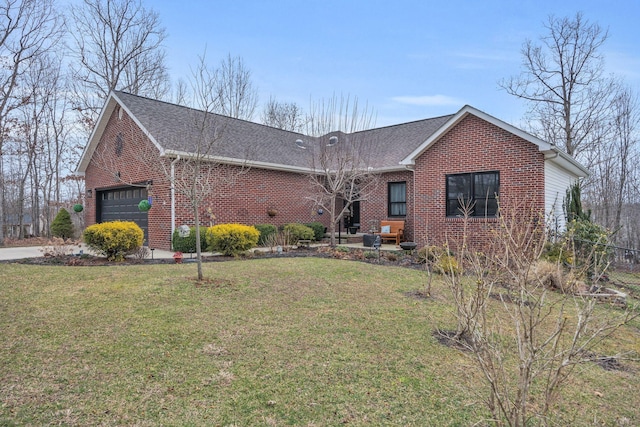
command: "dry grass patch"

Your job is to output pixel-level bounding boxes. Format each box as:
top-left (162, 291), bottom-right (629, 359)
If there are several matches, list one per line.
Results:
top-left (0, 259), bottom-right (638, 426)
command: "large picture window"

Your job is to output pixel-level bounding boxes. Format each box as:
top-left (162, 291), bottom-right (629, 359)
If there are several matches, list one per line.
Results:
top-left (446, 171), bottom-right (499, 217)
top-left (388, 181), bottom-right (406, 217)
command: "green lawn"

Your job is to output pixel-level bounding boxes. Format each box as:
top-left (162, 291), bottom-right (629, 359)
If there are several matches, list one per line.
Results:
top-left (1, 258), bottom-right (638, 426)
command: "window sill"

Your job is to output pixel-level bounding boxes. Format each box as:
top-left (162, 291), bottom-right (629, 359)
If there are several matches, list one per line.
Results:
top-left (445, 216), bottom-right (499, 223)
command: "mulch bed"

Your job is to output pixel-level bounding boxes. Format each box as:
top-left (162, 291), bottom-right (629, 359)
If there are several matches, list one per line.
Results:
top-left (2, 245), bottom-right (428, 269)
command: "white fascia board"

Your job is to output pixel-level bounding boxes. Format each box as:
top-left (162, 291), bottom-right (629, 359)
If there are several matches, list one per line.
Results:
top-left (400, 105), bottom-right (554, 166)
top-left (163, 150), bottom-right (314, 174)
top-left (76, 95), bottom-right (117, 173)
top-left (163, 150), bottom-right (408, 175)
top-left (400, 105), bottom-right (471, 166)
top-left (398, 105), bottom-right (588, 177)
top-left (75, 91), bottom-right (166, 173)
top-left (543, 150), bottom-right (590, 178)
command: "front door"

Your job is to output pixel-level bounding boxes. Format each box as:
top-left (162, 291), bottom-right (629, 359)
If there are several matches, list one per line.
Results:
top-left (343, 200), bottom-right (361, 230)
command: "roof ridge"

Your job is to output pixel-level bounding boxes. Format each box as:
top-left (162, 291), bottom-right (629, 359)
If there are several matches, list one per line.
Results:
top-left (114, 90), bottom-right (459, 137)
top-left (113, 90), bottom-right (306, 137)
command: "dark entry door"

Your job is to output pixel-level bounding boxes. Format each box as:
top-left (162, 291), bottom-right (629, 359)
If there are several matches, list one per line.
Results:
top-left (97, 187), bottom-right (149, 244)
top-left (343, 200), bottom-right (361, 230)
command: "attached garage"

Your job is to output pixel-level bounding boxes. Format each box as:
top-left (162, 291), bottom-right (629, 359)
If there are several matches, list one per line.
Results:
top-left (96, 187), bottom-right (149, 244)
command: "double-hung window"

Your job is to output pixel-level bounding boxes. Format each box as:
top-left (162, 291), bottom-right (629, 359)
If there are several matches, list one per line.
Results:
top-left (388, 181), bottom-right (406, 217)
top-left (446, 171), bottom-right (499, 217)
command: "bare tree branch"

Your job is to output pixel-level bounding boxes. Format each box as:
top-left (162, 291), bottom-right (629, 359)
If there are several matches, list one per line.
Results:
top-left (69, 0), bottom-right (169, 129)
top-left (500, 12), bottom-right (611, 157)
top-left (300, 95), bottom-right (380, 246)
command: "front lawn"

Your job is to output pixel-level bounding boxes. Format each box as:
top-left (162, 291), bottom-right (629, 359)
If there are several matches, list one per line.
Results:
top-left (1, 259), bottom-right (638, 426)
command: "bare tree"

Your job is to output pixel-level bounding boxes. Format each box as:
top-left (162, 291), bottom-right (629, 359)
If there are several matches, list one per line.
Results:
top-left (302, 96), bottom-right (379, 246)
top-left (90, 54), bottom-right (248, 280)
top-left (215, 53), bottom-right (258, 120)
top-left (69, 0), bottom-right (169, 129)
top-left (500, 12), bottom-right (613, 158)
top-left (584, 87), bottom-right (639, 246)
top-left (261, 96), bottom-right (306, 131)
top-left (0, 0), bottom-right (63, 245)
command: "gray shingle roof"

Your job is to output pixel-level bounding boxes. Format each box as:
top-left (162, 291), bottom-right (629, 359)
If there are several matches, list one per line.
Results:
top-left (114, 91), bottom-right (454, 171)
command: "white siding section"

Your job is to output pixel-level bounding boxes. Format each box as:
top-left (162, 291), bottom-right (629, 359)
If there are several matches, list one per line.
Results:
top-left (545, 160), bottom-right (577, 234)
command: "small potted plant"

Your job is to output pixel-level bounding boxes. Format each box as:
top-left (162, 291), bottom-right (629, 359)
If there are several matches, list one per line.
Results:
top-left (172, 251), bottom-right (183, 263)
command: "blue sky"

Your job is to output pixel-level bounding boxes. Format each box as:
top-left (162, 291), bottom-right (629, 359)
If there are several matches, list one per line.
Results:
top-left (154, 0), bottom-right (640, 128)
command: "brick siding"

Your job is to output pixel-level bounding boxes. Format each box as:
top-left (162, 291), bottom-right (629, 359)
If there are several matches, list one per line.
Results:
top-left (411, 114), bottom-right (545, 249)
top-left (85, 106), bottom-right (329, 250)
top-left (86, 107), bottom-right (546, 250)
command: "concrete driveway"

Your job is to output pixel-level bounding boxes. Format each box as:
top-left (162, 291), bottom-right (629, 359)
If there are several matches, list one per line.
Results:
top-left (0, 242), bottom-right (401, 262)
top-left (0, 244), bottom-right (176, 261)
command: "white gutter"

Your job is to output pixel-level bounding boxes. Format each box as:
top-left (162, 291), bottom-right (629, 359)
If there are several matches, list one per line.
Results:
top-left (170, 156), bottom-right (181, 249)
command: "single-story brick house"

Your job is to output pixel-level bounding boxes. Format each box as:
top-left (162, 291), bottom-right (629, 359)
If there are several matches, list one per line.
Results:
top-left (76, 91), bottom-right (588, 250)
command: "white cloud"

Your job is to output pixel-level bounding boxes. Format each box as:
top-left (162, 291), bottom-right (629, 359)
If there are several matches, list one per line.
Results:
top-left (392, 94), bottom-right (465, 107)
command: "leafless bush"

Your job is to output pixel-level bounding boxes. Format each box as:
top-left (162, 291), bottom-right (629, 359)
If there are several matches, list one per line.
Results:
top-left (130, 246), bottom-right (150, 260)
top-left (40, 238), bottom-right (80, 258)
top-left (438, 202), bottom-right (637, 426)
top-left (263, 230), bottom-right (292, 253)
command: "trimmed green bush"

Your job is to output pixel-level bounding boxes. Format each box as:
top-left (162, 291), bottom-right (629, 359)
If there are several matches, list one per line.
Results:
top-left (172, 226), bottom-right (207, 253)
top-left (83, 221), bottom-right (144, 261)
top-left (51, 208), bottom-right (74, 239)
top-left (283, 223), bottom-right (314, 244)
top-left (305, 221), bottom-right (326, 241)
top-left (206, 223), bottom-right (260, 256)
top-left (255, 224), bottom-right (277, 246)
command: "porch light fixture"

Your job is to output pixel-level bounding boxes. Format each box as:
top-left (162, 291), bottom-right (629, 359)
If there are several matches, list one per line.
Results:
top-left (86, 189), bottom-right (93, 198)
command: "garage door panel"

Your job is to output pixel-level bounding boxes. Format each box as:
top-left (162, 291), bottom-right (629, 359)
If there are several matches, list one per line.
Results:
top-left (98, 187), bottom-right (149, 244)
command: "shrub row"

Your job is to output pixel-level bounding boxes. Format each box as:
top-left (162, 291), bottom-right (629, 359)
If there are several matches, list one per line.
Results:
top-left (253, 222), bottom-right (326, 247)
top-left (84, 220), bottom-right (329, 261)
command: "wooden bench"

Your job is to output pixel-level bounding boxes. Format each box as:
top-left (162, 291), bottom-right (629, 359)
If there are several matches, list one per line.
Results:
top-left (376, 220), bottom-right (404, 245)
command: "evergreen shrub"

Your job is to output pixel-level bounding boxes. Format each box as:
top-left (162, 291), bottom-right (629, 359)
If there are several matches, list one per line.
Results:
top-left (206, 223), bottom-right (259, 256)
top-left (305, 221), bottom-right (326, 241)
top-left (172, 226), bottom-right (207, 253)
top-left (83, 221), bottom-right (144, 261)
top-left (282, 223), bottom-right (314, 244)
top-left (51, 208), bottom-right (74, 239)
top-left (255, 224), bottom-right (277, 246)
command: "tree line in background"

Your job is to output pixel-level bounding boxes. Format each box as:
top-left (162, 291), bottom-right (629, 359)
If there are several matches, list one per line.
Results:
top-left (501, 12), bottom-right (640, 251)
top-left (0, 2), bottom-right (637, 253)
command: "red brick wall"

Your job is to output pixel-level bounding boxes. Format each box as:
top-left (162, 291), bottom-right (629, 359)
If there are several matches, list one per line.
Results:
top-left (360, 170), bottom-right (414, 236)
top-left (85, 105), bottom-right (329, 250)
top-left (411, 114), bottom-right (545, 249)
top-left (171, 166), bottom-right (326, 233)
top-left (84, 106), bottom-right (172, 249)
top-left (86, 107), bottom-right (545, 250)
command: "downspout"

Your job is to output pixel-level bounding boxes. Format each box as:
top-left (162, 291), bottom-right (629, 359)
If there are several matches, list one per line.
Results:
top-left (170, 156), bottom-right (181, 249)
